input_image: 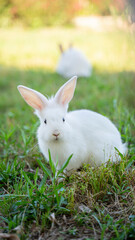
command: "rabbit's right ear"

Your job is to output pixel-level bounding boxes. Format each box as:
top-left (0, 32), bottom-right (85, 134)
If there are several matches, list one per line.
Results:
top-left (17, 85), bottom-right (48, 110)
top-left (59, 44), bottom-right (64, 53)
top-left (55, 76), bottom-right (77, 106)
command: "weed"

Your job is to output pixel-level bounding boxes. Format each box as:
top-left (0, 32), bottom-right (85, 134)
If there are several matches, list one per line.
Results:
top-left (0, 151), bottom-right (72, 232)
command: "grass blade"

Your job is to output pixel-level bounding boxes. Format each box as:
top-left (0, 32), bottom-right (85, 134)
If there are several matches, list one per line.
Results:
top-left (48, 149), bottom-right (56, 176)
top-left (39, 173), bottom-right (48, 190)
top-left (22, 171), bottom-right (33, 187)
top-left (36, 158), bottom-right (52, 178)
top-left (34, 167), bottom-right (39, 185)
top-left (57, 154), bottom-right (73, 175)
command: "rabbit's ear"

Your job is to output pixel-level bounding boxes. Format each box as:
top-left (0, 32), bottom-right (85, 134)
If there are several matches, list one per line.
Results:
top-left (17, 85), bottom-right (48, 110)
top-left (59, 44), bottom-right (64, 53)
top-left (55, 76), bottom-right (77, 106)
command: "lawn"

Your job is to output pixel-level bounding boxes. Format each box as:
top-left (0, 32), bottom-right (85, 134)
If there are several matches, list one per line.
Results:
top-left (0, 27), bottom-right (135, 239)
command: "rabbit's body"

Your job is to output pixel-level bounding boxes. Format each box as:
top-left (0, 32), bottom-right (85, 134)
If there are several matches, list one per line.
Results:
top-left (37, 108), bottom-right (126, 174)
top-left (18, 76), bottom-right (127, 175)
top-left (56, 47), bottom-right (92, 78)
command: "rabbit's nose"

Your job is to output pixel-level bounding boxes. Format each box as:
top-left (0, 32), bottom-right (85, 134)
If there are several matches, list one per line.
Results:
top-left (53, 133), bottom-right (60, 137)
top-left (52, 131), bottom-right (60, 138)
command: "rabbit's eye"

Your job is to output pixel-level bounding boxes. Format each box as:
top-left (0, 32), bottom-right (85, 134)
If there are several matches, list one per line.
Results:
top-left (62, 118), bottom-right (65, 122)
top-left (44, 119), bottom-right (47, 124)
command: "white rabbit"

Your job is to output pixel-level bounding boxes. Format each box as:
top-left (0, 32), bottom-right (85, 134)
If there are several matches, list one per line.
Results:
top-left (56, 45), bottom-right (92, 78)
top-left (17, 76), bottom-right (127, 175)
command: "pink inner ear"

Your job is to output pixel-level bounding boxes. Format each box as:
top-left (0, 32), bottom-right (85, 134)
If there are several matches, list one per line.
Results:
top-left (26, 96), bottom-right (43, 110)
top-left (19, 88), bottom-right (44, 110)
top-left (61, 88), bottom-right (72, 105)
top-left (60, 81), bottom-right (76, 105)
top-left (54, 76), bottom-right (77, 106)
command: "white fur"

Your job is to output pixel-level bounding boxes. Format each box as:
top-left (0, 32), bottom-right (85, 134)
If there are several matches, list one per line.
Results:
top-left (17, 76), bottom-right (127, 175)
top-left (56, 47), bottom-right (92, 78)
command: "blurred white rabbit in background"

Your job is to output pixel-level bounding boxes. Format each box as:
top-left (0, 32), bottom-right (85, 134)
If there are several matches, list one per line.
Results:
top-left (56, 44), bottom-right (92, 78)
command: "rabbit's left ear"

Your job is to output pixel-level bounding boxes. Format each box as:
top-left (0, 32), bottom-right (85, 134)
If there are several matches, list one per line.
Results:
top-left (59, 44), bottom-right (64, 53)
top-left (55, 76), bottom-right (77, 106)
top-left (17, 85), bottom-right (48, 110)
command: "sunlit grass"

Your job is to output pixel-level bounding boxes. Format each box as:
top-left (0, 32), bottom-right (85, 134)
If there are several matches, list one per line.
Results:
top-left (0, 27), bottom-right (135, 72)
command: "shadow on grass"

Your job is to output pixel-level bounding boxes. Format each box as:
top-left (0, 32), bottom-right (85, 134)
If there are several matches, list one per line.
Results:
top-left (0, 64), bottom-right (135, 114)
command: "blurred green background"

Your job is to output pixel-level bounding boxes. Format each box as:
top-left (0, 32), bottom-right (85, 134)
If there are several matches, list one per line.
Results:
top-left (0, 0), bottom-right (127, 28)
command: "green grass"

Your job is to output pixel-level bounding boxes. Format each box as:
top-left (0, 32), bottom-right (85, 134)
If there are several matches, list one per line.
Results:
top-left (0, 27), bottom-right (135, 239)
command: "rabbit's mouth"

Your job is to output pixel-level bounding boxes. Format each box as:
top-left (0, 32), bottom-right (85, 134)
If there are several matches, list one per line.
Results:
top-left (54, 136), bottom-right (59, 141)
top-left (52, 132), bottom-right (60, 141)
top-left (52, 135), bottom-right (62, 142)
top-left (51, 135), bottom-right (60, 142)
